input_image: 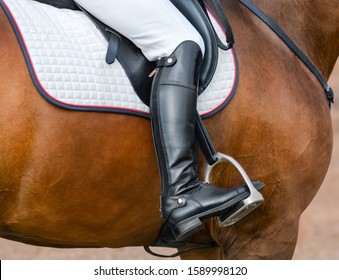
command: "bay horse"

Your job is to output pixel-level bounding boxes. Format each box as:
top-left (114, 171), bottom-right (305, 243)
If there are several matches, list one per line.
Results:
top-left (0, 0), bottom-right (338, 259)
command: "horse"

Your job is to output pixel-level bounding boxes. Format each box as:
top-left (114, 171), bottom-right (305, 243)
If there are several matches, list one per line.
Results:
top-left (0, 0), bottom-right (338, 260)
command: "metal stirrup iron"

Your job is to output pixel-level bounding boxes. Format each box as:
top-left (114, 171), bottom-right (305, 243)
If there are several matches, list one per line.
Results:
top-left (196, 115), bottom-right (264, 225)
top-left (204, 152), bottom-right (264, 226)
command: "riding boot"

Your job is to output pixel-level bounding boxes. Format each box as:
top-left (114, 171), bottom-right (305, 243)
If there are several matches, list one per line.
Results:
top-left (150, 41), bottom-right (251, 241)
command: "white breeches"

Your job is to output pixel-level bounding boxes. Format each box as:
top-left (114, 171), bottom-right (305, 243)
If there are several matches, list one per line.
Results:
top-left (74, 0), bottom-right (205, 61)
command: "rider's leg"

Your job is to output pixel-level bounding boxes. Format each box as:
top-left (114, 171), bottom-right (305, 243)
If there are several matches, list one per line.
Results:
top-left (73, 0), bottom-right (252, 240)
top-left (73, 0), bottom-right (205, 61)
top-left (150, 41), bottom-right (252, 240)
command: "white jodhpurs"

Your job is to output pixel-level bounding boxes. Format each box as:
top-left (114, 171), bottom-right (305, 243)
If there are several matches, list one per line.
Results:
top-left (74, 0), bottom-right (205, 61)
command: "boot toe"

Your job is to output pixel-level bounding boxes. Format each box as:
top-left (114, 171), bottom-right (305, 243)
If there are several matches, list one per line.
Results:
top-left (161, 181), bottom-right (252, 240)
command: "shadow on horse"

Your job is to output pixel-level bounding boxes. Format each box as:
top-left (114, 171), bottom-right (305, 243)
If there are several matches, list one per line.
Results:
top-left (0, 0), bottom-right (338, 259)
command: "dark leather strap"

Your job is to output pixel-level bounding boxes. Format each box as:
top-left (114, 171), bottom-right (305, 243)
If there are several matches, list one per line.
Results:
top-left (105, 31), bottom-right (119, 64)
top-left (144, 241), bottom-right (217, 258)
top-left (239, 0), bottom-right (334, 106)
top-left (210, 0), bottom-right (234, 49)
top-left (196, 113), bottom-right (218, 166)
top-left (170, 0), bottom-right (219, 94)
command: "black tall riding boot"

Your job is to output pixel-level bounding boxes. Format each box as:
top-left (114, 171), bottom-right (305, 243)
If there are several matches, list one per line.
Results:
top-left (150, 41), bottom-right (251, 241)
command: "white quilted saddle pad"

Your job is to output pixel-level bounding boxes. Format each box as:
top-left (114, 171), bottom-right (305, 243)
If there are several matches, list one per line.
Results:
top-left (1, 0), bottom-right (238, 118)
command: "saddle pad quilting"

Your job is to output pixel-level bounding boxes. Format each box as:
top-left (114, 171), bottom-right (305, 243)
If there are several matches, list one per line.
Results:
top-left (2, 0), bottom-right (238, 118)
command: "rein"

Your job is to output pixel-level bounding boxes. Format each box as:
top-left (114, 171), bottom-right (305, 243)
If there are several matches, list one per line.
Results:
top-left (238, 0), bottom-right (334, 107)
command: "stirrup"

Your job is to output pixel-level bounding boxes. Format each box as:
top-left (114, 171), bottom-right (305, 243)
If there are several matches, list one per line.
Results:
top-left (204, 152), bottom-right (264, 226)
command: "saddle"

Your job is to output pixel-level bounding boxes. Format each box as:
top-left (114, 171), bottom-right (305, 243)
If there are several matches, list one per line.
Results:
top-left (33, 0), bottom-right (233, 106)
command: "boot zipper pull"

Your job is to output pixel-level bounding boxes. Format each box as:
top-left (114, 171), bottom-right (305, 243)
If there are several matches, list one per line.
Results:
top-left (148, 68), bottom-right (157, 78)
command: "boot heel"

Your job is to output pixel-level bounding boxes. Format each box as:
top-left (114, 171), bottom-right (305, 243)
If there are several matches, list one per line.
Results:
top-left (171, 217), bottom-right (204, 241)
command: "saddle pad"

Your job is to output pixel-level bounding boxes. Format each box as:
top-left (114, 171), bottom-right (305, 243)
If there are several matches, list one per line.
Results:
top-left (1, 0), bottom-right (238, 119)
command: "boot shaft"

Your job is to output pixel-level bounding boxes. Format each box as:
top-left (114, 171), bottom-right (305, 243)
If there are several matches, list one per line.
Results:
top-left (153, 41), bottom-right (202, 89)
top-left (150, 41), bottom-right (202, 195)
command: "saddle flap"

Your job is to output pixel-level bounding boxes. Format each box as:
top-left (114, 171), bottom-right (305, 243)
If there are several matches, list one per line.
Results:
top-left (170, 0), bottom-right (219, 93)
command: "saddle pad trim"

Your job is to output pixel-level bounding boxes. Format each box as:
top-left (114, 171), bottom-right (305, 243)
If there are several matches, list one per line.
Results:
top-left (1, 0), bottom-right (238, 119)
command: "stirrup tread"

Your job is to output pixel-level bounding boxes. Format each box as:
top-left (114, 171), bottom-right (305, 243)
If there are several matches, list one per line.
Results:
top-left (205, 152), bottom-right (264, 225)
